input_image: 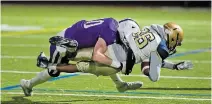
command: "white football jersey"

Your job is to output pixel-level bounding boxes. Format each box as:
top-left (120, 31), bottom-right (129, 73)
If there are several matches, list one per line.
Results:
top-left (125, 24), bottom-right (166, 63)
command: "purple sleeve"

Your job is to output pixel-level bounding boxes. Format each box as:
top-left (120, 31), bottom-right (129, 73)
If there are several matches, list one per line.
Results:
top-left (100, 30), bottom-right (117, 46)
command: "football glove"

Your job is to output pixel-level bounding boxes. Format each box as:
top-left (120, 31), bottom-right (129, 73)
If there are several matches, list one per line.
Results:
top-left (37, 52), bottom-right (49, 68)
top-left (173, 61), bottom-right (193, 70)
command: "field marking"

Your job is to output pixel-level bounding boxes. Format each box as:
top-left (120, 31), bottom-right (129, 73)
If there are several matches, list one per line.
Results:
top-left (1, 55), bottom-right (211, 64)
top-left (1, 70), bottom-right (211, 80)
top-left (169, 47), bottom-right (211, 58)
top-left (1, 56), bottom-right (37, 59)
top-left (2, 92), bottom-right (211, 101)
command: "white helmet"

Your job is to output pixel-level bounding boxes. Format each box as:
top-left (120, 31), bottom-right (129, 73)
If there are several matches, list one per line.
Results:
top-left (117, 18), bottom-right (140, 47)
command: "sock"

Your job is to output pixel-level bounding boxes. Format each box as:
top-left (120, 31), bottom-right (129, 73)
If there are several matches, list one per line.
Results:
top-left (28, 70), bottom-right (51, 88)
top-left (110, 74), bottom-right (124, 86)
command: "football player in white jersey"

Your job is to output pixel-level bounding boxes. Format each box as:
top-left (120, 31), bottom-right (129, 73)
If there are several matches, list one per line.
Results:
top-left (119, 22), bottom-right (193, 81)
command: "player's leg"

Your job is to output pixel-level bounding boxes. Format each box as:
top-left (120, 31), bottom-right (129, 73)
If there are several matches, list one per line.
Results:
top-left (35, 43), bottom-right (142, 92)
top-left (50, 60), bottom-right (119, 76)
top-left (20, 45), bottom-right (69, 96)
top-left (110, 74), bottom-right (143, 92)
top-left (107, 44), bottom-right (143, 92)
top-left (50, 61), bottom-right (143, 92)
top-left (20, 69), bottom-right (50, 96)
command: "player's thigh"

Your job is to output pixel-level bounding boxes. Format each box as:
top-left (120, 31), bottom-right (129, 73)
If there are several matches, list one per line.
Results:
top-left (73, 48), bottom-right (94, 61)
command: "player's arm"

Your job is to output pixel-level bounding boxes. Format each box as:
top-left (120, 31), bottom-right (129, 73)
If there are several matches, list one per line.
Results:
top-left (148, 51), bottom-right (163, 82)
top-left (141, 58), bottom-right (193, 81)
top-left (92, 37), bottom-right (123, 69)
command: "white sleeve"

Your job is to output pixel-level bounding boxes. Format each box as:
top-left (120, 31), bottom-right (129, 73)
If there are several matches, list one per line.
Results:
top-left (149, 51), bottom-right (162, 82)
top-left (162, 60), bottom-right (175, 69)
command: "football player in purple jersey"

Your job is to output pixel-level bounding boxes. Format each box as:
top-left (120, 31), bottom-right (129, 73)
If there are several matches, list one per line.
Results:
top-left (20, 18), bottom-right (143, 96)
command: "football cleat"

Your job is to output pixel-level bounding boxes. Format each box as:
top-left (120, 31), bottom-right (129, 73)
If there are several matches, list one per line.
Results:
top-left (116, 81), bottom-right (143, 92)
top-left (37, 52), bottom-right (49, 68)
top-left (20, 79), bottom-right (32, 96)
top-left (49, 36), bottom-right (78, 53)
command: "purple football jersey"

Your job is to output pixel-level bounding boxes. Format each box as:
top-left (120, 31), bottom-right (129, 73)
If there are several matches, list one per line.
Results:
top-left (64, 18), bottom-right (119, 49)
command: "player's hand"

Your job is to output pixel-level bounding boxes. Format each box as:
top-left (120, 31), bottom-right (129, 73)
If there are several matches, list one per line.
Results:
top-left (37, 52), bottom-right (49, 68)
top-left (174, 61), bottom-right (193, 70)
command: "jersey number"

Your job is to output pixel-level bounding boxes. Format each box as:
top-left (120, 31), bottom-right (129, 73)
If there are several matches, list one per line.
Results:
top-left (133, 32), bottom-right (155, 49)
top-left (84, 19), bottom-right (104, 29)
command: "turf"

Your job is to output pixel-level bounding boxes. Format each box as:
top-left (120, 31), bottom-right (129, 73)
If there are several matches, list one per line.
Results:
top-left (1, 3), bottom-right (211, 104)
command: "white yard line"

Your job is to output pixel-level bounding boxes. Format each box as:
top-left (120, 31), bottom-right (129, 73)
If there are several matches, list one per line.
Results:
top-left (1, 35), bottom-right (51, 39)
top-left (2, 92), bottom-right (211, 101)
top-left (1, 56), bottom-right (36, 59)
top-left (1, 70), bottom-right (211, 80)
top-left (1, 55), bottom-right (211, 64)
top-left (1, 44), bottom-right (49, 47)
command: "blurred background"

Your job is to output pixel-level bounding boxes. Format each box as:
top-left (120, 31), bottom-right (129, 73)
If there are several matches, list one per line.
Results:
top-left (1, 1), bottom-right (211, 104)
top-left (2, 1), bottom-right (211, 7)
top-left (1, 1), bottom-right (211, 35)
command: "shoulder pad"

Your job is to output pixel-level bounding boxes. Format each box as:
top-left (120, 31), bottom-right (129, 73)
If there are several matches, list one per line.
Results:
top-left (157, 39), bottom-right (169, 60)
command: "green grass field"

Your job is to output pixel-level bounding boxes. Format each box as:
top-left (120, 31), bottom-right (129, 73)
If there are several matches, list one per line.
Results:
top-left (1, 4), bottom-right (211, 104)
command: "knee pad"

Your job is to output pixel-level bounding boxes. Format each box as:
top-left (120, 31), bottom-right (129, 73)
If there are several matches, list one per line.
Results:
top-left (47, 68), bottom-right (60, 77)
